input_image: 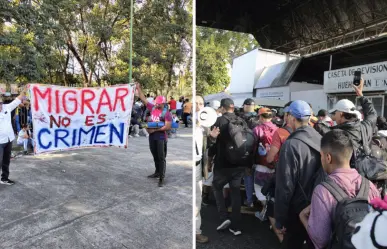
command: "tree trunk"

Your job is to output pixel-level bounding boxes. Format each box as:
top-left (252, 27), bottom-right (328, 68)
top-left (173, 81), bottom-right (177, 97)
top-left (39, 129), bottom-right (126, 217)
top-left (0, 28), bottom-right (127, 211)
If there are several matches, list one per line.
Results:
top-left (94, 69), bottom-right (102, 86)
top-left (48, 68), bottom-right (53, 84)
top-left (63, 47), bottom-right (70, 86)
top-left (66, 32), bottom-right (88, 86)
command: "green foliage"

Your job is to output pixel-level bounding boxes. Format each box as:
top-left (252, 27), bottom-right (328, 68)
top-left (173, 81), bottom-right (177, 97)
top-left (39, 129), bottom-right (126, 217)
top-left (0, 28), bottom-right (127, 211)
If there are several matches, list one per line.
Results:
top-left (196, 27), bottom-right (258, 95)
top-left (0, 0), bottom-right (191, 96)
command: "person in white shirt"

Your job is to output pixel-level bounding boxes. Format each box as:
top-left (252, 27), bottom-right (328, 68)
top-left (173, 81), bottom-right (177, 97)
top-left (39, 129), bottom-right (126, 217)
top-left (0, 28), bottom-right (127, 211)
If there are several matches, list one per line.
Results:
top-left (17, 124), bottom-right (33, 154)
top-left (176, 97), bottom-right (183, 119)
top-left (0, 89), bottom-right (27, 185)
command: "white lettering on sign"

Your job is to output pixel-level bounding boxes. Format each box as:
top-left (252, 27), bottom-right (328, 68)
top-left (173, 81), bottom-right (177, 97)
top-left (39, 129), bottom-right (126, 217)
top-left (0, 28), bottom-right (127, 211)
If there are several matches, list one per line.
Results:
top-left (29, 84), bottom-right (134, 154)
top-left (324, 61), bottom-right (387, 93)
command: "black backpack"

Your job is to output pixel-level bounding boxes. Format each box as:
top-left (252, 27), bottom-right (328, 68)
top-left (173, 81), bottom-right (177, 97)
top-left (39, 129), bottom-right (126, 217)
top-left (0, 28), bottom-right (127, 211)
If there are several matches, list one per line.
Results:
top-left (241, 113), bottom-right (259, 130)
top-left (353, 125), bottom-right (387, 181)
top-left (223, 115), bottom-right (255, 166)
top-left (321, 177), bottom-right (370, 249)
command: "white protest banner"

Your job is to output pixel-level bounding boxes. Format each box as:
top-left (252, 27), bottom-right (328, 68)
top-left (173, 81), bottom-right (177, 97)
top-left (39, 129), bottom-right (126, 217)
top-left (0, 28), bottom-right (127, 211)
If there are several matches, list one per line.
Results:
top-left (324, 61), bottom-right (387, 93)
top-left (29, 84), bottom-right (135, 154)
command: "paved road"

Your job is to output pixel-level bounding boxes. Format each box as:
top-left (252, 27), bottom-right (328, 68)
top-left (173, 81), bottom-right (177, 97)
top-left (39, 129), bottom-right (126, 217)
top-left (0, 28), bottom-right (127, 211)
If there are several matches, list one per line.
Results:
top-left (197, 202), bottom-right (282, 249)
top-left (0, 128), bottom-right (193, 249)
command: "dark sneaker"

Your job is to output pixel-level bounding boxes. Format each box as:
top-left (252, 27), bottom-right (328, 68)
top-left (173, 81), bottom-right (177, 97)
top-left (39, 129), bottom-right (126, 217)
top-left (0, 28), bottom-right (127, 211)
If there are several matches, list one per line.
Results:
top-left (158, 178), bottom-right (164, 187)
top-left (147, 173), bottom-right (160, 178)
top-left (216, 219), bottom-right (231, 231)
top-left (229, 226), bottom-right (242, 236)
top-left (196, 234), bottom-right (209, 243)
top-left (202, 196), bottom-right (210, 206)
top-left (0, 179), bottom-right (15, 185)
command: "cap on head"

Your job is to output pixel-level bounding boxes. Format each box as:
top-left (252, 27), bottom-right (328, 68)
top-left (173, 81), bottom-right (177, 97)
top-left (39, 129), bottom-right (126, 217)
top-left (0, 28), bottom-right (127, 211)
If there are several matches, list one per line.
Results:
top-left (155, 96), bottom-right (166, 105)
top-left (329, 99), bottom-right (356, 114)
top-left (220, 98), bottom-right (234, 108)
top-left (209, 100), bottom-right (221, 110)
top-left (289, 100), bottom-right (312, 119)
top-left (258, 107), bottom-right (271, 116)
top-left (243, 98), bottom-right (255, 106)
top-left (317, 109), bottom-right (328, 117)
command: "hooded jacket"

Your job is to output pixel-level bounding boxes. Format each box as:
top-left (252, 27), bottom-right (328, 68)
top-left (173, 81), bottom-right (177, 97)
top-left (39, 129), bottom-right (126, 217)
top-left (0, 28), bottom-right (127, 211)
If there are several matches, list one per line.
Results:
top-left (275, 125), bottom-right (322, 228)
top-left (253, 121), bottom-right (278, 167)
top-left (332, 97), bottom-right (377, 156)
top-left (314, 97), bottom-right (376, 152)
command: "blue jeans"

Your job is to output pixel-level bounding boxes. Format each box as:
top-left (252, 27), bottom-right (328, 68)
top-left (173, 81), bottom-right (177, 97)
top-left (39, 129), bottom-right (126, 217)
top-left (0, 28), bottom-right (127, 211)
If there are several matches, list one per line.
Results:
top-left (15, 115), bottom-right (20, 132)
top-left (244, 175), bottom-right (254, 205)
top-left (176, 109), bottom-right (182, 119)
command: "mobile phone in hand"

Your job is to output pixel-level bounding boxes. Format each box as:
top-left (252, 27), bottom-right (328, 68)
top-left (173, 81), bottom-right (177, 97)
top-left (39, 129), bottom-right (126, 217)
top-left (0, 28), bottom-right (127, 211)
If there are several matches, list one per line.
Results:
top-left (353, 71), bottom-right (361, 86)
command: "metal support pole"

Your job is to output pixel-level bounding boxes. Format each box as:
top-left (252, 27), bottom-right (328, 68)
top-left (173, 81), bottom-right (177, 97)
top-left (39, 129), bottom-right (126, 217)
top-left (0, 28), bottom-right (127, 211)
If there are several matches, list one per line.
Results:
top-left (128, 0), bottom-right (134, 83)
top-left (329, 54), bottom-right (332, 70)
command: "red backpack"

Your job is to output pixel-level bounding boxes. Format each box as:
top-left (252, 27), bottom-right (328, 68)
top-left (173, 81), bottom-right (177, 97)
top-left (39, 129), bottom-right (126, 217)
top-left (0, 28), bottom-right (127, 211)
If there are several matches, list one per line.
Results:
top-left (255, 123), bottom-right (278, 168)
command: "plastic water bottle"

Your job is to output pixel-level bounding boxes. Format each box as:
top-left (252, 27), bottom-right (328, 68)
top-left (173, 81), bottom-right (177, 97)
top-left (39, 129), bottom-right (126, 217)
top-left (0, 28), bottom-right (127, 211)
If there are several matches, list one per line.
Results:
top-left (258, 142), bottom-right (267, 156)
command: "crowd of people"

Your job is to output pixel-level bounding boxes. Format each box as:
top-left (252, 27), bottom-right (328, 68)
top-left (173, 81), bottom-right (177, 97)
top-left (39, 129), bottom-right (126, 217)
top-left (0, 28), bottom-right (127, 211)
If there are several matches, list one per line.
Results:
top-left (195, 79), bottom-right (387, 249)
top-left (0, 85), bottom-right (193, 189)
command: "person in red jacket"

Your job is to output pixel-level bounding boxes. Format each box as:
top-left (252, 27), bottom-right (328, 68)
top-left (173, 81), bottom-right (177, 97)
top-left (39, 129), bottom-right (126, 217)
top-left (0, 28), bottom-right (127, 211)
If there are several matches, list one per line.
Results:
top-left (168, 96), bottom-right (177, 112)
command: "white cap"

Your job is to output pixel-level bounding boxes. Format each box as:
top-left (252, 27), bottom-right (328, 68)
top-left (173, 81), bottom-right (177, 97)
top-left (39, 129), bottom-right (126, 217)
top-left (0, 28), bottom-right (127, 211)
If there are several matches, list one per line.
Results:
top-left (209, 100), bottom-right (221, 110)
top-left (329, 99), bottom-right (357, 114)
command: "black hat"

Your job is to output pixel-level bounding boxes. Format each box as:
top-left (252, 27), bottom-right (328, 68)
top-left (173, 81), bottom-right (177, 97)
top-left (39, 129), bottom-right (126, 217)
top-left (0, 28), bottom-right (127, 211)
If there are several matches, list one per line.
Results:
top-left (243, 98), bottom-right (255, 106)
top-left (317, 109), bottom-right (328, 117)
top-left (220, 98), bottom-right (234, 108)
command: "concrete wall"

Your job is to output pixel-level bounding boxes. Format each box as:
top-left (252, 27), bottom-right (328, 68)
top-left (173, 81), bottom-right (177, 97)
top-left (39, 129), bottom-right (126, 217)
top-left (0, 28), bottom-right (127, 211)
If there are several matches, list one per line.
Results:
top-left (229, 49), bottom-right (258, 94)
top-left (229, 49), bottom-right (287, 95)
top-left (257, 50), bottom-right (288, 69)
top-left (230, 92), bottom-right (254, 107)
top-left (255, 86), bottom-right (290, 102)
top-left (289, 82), bottom-right (323, 92)
top-left (291, 89), bottom-right (328, 114)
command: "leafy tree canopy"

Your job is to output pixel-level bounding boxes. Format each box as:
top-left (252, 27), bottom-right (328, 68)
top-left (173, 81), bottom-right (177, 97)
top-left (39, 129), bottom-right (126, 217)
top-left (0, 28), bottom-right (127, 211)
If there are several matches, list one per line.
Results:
top-left (0, 0), bottom-right (192, 97)
top-left (196, 27), bottom-right (258, 95)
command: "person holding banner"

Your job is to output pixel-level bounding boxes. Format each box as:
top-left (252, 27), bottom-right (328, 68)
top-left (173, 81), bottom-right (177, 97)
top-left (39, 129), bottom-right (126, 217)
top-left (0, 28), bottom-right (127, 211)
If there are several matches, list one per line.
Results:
top-left (136, 83), bottom-right (172, 187)
top-left (0, 89), bottom-right (27, 185)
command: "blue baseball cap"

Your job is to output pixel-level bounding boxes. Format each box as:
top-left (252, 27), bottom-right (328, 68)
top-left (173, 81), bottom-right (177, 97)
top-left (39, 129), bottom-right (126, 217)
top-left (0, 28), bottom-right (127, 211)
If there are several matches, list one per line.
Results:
top-left (284, 106), bottom-right (290, 113)
top-left (289, 100), bottom-right (311, 119)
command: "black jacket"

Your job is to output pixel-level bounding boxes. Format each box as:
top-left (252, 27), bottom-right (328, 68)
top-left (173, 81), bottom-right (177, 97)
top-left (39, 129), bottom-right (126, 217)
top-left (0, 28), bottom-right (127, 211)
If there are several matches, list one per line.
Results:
top-left (274, 126), bottom-right (322, 228)
top-left (239, 112), bottom-right (259, 130)
top-left (210, 112), bottom-right (241, 169)
top-left (332, 97), bottom-right (377, 151)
